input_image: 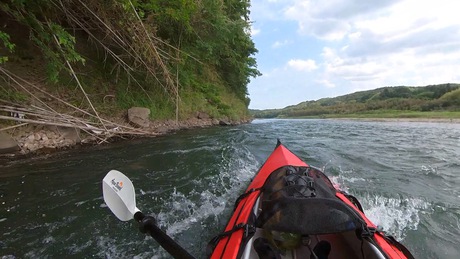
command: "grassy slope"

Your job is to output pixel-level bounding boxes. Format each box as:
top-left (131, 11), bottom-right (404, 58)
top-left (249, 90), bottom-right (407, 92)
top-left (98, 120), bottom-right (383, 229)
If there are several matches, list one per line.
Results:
top-left (252, 84), bottom-right (460, 119)
top-left (0, 39), bottom-right (250, 125)
top-left (289, 110), bottom-right (460, 119)
top-left (0, 6), bottom-right (253, 126)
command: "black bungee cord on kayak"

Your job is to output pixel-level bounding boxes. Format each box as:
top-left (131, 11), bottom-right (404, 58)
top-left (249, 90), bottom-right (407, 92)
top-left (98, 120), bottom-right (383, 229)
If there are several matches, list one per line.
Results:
top-left (233, 187), bottom-right (263, 211)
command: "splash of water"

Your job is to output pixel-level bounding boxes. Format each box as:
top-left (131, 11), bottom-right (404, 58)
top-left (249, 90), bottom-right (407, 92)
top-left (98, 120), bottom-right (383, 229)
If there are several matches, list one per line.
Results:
top-left (330, 173), bottom-right (430, 240)
top-left (155, 144), bottom-right (259, 237)
top-left (360, 194), bottom-right (431, 240)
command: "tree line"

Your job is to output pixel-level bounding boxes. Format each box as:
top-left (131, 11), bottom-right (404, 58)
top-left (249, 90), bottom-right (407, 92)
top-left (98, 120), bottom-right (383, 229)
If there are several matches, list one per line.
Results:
top-left (251, 84), bottom-right (460, 118)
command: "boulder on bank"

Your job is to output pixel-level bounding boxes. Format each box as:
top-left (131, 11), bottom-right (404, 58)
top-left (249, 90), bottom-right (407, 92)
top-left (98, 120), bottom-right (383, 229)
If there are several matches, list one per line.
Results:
top-left (127, 107), bottom-right (151, 128)
top-left (196, 112), bottom-right (210, 120)
top-left (0, 132), bottom-right (20, 154)
top-left (57, 126), bottom-right (81, 143)
top-left (219, 117), bottom-right (231, 126)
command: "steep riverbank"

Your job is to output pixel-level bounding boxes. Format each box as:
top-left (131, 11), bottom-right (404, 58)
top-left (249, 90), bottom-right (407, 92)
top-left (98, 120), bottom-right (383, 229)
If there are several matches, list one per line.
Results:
top-left (0, 114), bottom-right (251, 158)
top-left (0, 7), bottom-right (255, 159)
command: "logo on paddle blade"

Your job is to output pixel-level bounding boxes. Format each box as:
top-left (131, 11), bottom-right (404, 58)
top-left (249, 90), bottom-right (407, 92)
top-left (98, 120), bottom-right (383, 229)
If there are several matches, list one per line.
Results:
top-left (111, 178), bottom-right (123, 191)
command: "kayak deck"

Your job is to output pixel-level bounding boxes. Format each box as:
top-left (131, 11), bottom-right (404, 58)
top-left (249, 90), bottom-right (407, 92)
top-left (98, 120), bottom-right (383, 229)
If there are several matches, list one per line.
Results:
top-left (244, 229), bottom-right (387, 259)
top-left (241, 196), bottom-right (386, 259)
top-left (208, 142), bottom-right (413, 259)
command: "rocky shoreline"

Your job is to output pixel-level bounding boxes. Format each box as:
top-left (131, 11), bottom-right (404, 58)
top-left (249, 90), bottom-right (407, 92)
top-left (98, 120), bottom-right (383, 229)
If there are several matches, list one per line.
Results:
top-left (0, 111), bottom-right (251, 158)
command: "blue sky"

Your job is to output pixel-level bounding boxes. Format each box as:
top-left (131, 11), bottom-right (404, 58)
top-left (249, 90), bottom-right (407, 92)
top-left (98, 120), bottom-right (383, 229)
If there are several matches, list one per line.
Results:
top-left (247, 0), bottom-right (460, 109)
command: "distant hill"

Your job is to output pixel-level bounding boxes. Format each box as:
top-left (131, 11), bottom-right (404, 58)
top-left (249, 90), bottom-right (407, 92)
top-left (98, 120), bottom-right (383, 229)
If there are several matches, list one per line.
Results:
top-left (250, 84), bottom-right (460, 118)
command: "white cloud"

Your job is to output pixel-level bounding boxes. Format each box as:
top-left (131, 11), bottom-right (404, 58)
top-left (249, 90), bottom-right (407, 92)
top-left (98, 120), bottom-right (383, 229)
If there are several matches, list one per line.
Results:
top-left (248, 0), bottom-right (460, 109)
top-left (322, 48), bottom-right (385, 82)
top-left (287, 59), bottom-right (318, 72)
top-left (250, 26), bottom-right (261, 36)
top-left (283, 0), bottom-right (399, 41)
top-left (272, 40), bottom-right (291, 48)
top-left (284, 2), bottom-right (349, 40)
top-left (291, 0), bottom-right (460, 84)
top-left (250, 0), bottom-right (288, 21)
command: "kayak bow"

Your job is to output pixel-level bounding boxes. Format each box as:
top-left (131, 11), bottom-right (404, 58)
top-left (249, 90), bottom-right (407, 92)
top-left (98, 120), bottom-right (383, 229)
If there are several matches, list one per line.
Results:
top-left (208, 141), bottom-right (414, 259)
top-left (102, 141), bottom-right (414, 259)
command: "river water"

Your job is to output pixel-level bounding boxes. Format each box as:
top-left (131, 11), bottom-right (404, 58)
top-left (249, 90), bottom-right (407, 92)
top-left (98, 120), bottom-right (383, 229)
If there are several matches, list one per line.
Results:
top-left (1, 119), bottom-right (459, 258)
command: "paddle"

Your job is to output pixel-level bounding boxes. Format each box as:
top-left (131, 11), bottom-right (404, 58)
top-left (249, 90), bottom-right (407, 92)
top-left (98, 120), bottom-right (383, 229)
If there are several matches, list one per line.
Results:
top-left (102, 170), bottom-right (195, 259)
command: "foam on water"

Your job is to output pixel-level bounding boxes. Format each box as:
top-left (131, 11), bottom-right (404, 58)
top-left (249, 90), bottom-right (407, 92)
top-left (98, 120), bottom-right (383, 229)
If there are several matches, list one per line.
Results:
top-left (96, 235), bottom-right (130, 258)
top-left (330, 174), bottom-right (431, 241)
top-left (359, 193), bottom-right (431, 240)
top-left (67, 240), bottom-right (92, 255)
top-left (329, 168), bottom-right (371, 193)
top-left (155, 144), bottom-right (258, 238)
top-left (156, 188), bottom-right (228, 236)
top-left (159, 145), bottom-right (220, 155)
top-left (420, 165), bottom-right (440, 177)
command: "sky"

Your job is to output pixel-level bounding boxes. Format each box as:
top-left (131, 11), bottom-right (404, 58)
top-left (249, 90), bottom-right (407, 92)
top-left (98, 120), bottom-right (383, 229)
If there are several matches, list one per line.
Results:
top-left (247, 0), bottom-right (460, 109)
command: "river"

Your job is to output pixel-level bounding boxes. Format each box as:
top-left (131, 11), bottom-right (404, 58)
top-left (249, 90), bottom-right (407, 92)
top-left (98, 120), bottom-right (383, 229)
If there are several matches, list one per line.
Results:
top-left (1, 119), bottom-right (460, 258)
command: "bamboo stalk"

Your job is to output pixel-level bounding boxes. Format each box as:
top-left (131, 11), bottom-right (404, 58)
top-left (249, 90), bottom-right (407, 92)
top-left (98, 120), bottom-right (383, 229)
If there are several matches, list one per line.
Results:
top-left (56, 1), bottom-right (156, 102)
top-left (0, 115), bottom-right (96, 130)
top-left (1, 68), bottom-right (131, 130)
top-left (50, 32), bottom-right (109, 133)
top-left (0, 103), bottom-right (154, 136)
top-left (0, 75), bottom-right (154, 137)
top-left (0, 123), bottom-right (29, 131)
top-left (0, 115), bottom-right (156, 136)
top-left (0, 2), bottom-right (180, 142)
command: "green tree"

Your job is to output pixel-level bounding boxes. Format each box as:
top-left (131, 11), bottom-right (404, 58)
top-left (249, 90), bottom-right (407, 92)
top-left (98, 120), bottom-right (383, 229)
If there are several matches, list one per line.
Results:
top-left (0, 30), bottom-right (15, 63)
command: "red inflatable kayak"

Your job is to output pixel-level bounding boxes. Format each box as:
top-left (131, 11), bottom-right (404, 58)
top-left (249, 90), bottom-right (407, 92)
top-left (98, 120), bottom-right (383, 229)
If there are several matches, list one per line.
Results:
top-left (208, 140), bottom-right (414, 259)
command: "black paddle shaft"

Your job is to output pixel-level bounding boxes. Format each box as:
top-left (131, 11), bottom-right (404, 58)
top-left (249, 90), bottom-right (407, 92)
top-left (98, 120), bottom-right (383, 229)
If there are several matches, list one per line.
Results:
top-left (134, 212), bottom-right (196, 259)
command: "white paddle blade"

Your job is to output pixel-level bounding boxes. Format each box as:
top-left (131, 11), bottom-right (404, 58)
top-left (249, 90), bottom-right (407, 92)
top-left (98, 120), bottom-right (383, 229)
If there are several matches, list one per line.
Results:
top-left (102, 170), bottom-right (139, 221)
